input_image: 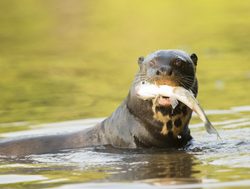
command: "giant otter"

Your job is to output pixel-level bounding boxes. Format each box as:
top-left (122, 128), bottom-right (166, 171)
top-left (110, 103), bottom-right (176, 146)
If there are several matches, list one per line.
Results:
top-left (0, 50), bottom-right (198, 157)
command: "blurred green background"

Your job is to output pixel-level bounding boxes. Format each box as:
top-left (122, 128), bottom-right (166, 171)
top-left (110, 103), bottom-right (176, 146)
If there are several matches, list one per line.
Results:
top-left (0, 0), bottom-right (249, 124)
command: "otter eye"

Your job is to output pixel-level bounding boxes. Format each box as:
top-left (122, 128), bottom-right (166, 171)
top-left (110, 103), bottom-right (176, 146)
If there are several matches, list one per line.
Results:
top-left (142, 81), bottom-right (145, 84)
top-left (149, 60), bottom-right (156, 67)
top-left (174, 58), bottom-right (183, 67)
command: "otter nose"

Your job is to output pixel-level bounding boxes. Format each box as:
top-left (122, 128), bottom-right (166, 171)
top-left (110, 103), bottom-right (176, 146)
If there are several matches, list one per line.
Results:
top-left (156, 66), bottom-right (173, 76)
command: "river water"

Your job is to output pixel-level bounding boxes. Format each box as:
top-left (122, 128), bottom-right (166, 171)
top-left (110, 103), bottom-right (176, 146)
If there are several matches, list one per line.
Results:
top-left (0, 106), bottom-right (250, 188)
top-left (0, 0), bottom-right (250, 188)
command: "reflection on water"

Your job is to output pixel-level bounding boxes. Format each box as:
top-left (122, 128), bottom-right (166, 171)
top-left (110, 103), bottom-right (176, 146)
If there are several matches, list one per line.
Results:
top-left (0, 106), bottom-right (250, 188)
top-left (0, 174), bottom-right (46, 184)
top-left (26, 148), bottom-right (199, 183)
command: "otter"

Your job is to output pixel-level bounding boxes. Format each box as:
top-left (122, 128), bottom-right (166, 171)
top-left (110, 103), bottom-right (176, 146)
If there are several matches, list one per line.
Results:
top-left (0, 50), bottom-right (198, 157)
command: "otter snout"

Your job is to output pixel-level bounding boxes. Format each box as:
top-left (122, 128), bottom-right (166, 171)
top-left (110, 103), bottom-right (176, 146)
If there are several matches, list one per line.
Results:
top-left (156, 66), bottom-right (173, 76)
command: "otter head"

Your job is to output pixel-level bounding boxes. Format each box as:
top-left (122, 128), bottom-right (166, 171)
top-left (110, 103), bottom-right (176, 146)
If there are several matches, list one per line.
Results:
top-left (137, 50), bottom-right (197, 93)
top-left (135, 50), bottom-right (198, 106)
top-left (127, 50), bottom-right (198, 146)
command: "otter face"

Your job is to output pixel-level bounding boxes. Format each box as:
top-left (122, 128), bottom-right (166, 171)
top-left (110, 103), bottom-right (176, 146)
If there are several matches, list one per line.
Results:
top-left (137, 50), bottom-right (198, 90)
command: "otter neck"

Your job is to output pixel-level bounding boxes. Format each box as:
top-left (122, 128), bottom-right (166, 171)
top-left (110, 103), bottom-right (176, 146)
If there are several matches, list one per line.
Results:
top-left (127, 85), bottom-right (192, 138)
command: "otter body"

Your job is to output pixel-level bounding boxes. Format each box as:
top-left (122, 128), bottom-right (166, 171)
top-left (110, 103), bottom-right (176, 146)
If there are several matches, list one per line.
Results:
top-left (0, 50), bottom-right (198, 156)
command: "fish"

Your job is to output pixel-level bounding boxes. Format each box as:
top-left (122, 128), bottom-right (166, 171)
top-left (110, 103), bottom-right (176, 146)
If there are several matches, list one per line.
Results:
top-left (135, 82), bottom-right (220, 138)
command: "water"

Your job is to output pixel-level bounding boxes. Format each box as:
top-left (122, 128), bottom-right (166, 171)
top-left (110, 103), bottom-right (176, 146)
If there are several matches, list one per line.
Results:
top-left (0, 107), bottom-right (250, 188)
top-left (0, 0), bottom-right (250, 188)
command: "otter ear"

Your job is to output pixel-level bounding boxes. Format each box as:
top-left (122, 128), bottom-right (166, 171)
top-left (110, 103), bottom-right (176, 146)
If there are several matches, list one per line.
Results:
top-left (137, 56), bottom-right (144, 66)
top-left (190, 53), bottom-right (198, 66)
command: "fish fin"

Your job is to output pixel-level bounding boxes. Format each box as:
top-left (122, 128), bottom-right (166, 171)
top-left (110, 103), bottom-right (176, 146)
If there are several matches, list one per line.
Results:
top-left (188, 89), bottom-right (195, 97)
top-left (217, 134), bottom-right (222, 141)
top-left (169, 97), bottom-right (178, 109)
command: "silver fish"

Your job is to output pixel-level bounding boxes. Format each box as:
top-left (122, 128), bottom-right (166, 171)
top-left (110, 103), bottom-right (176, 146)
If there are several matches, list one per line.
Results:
top-left (136, 82), bottom-right (220, 138)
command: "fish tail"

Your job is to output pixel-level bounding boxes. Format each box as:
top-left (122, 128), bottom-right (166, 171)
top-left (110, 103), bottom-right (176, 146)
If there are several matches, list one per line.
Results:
top-left (205, 121), bottom-right (221, 139)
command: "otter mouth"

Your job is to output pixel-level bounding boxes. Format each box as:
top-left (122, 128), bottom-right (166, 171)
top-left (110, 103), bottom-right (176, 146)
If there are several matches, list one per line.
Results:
top-left (154, 78), bottom-right (178, 107)
top-left (135, 76), bottom-right (181, 107)
top-left (157, 96), bottom-right (172, 106)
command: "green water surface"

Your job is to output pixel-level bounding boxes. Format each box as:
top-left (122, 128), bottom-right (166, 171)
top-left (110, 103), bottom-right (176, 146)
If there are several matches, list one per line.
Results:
top-left (0, 0), bottom-right (249, 124)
